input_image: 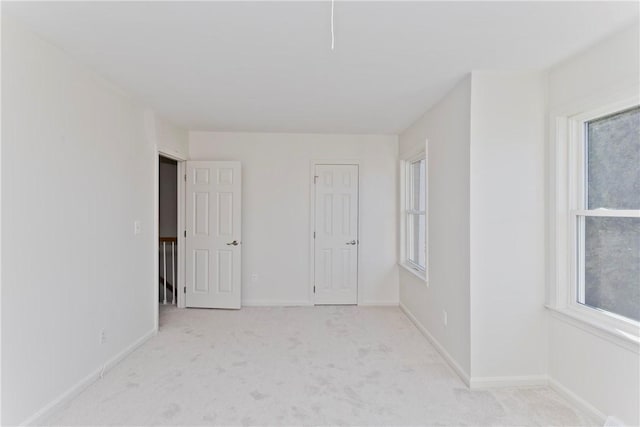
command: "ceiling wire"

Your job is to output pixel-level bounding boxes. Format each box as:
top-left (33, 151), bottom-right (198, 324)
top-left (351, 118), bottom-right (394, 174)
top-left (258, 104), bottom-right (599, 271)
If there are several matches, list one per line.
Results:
top-left (331, 0), bottom-right (335, 50)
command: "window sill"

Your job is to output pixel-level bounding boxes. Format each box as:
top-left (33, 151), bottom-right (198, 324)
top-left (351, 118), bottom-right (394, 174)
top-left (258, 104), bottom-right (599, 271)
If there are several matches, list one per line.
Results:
top-left (545, 305), bottom-right (640, 354)
top-left (399, 263), bottom-right (427, 283)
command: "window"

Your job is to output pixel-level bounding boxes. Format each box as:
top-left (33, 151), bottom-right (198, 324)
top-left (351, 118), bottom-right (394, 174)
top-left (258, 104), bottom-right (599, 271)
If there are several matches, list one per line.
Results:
top-left (404, 154), bottom-right (427, 275)
top-left (571, 105), bottom-right (640, 323)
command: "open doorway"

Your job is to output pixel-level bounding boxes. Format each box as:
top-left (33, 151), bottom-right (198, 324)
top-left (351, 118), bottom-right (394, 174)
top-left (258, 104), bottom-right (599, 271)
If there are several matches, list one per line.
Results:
top-left (159, 156), bottom-right (178, 306)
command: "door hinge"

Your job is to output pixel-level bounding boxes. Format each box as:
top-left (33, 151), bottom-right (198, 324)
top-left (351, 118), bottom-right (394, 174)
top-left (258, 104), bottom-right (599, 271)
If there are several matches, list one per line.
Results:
top-left (313, 286), bottom-right (316, 293)
top-left (314, 175), bottom-right (319, 184)
top-left (313, 231), bottom-right (316, 239)
top-left (184, 174), bottom-right (187, 182)
top-left (184, 286), bottom-right (186, 294)
top-left (184, 230), bottom-right (187, 238)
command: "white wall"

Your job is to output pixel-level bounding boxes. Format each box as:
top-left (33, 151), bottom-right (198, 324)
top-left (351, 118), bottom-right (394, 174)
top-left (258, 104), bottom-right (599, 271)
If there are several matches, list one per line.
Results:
top-left (546, 23), bottom-right (640, 425)
top-left (399, 71), bottom-right (548, 385)
top-left (469, 71), bottom-right (547, 382)
top-left (189, 132), bottom-right (399, 306)
top-left (1, 18), bottom-right (157, 425)
top-left (156, 115), bottom-right (188, 160)
top-left (399, 76), bottom-right (472, 378)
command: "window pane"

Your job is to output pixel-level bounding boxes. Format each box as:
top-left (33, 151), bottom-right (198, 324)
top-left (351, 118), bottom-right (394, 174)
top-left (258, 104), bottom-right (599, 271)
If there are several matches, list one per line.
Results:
top-left (409, 214), bottom-right (418, 264)
top-left (411, 159), bottom-right (426, 211)
top-left (587, 107), bottom-right (640, 209)
top-left (408, 213), bottom-right (426, 270)
top-left (582, 216), bottom-right (640, 321)
top-left (417, 213), bottom-right (426, 269)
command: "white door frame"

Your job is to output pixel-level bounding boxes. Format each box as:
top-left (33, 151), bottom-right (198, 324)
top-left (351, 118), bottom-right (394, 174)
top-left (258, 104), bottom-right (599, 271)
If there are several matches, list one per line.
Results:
top-left (154, 150), bottom-right (187, 331)
top-left (309, 160), bottom-right (361, 305)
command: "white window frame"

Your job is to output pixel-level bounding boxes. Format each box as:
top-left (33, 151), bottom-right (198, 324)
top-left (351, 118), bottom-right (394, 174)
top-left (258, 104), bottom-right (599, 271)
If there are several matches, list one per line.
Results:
top-left (552, 95), bottom-right (640, 344)
top-left (400, 150), bottom-right (428, 282)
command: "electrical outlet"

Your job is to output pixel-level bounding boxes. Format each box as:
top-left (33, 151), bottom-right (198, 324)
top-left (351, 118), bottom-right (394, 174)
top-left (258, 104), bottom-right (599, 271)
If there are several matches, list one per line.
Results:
top-left (251, 273), bottom-right (259, 283)
top-left (133, 220), bottom-right (141, 235)
top-left (442, 310), bottom-right (448, 327)
top-left (100, 329), bottom-right (107, 345)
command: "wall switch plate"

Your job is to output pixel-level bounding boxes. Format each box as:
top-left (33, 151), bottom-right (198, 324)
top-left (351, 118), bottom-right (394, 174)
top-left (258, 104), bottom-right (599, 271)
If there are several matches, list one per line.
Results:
top-left (133, 220), bottom-right (141, 235)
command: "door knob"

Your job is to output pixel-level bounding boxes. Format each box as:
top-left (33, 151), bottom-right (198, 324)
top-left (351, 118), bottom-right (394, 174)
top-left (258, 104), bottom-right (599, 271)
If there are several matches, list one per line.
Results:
top-left (346, 240), bottom-right (357, 245)
top-left (226, 240), bottom-right (239, 246)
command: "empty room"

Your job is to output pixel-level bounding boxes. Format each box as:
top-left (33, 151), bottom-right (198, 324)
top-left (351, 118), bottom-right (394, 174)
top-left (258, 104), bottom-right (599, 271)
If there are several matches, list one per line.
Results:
top-left (1, 1), bottom-right (639, 426)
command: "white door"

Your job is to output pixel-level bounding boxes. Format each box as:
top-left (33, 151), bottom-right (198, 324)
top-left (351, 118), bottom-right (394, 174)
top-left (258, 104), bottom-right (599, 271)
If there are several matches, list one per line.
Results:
top-left (314, 164), bottom-right (359, 305)
top-left (185, 161), bottom-right (241, 309)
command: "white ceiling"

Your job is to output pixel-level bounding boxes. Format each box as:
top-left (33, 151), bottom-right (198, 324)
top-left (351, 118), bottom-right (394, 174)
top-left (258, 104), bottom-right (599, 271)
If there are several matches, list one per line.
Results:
top-left (3, 1), bottom-right (639, 134)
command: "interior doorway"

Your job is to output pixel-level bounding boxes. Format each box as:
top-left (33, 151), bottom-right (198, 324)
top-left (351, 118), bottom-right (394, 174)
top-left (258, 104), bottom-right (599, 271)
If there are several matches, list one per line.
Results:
top-left (312, 163), bottom-right (360, 305)
top-left (159, 156), bottom-right (178, 305)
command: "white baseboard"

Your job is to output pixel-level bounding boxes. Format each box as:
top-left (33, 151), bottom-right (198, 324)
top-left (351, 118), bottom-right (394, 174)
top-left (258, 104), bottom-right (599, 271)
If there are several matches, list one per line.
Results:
top-left (242, 300), bottom-right (313, 307)
top-left (242, 300), bottom-right (399, 307)
top-left (470, 375), bottom-right (548, 389)
top-left (548, 377), bottom-right (607, 426)
top-left (358, 301), bottom-right (399, 307)
top-left (21, 328), bottom-right (157, 426)
top-left (399, 302), bottom-right (470, 386)
top-left (399, 302), bottom-right (611, 424)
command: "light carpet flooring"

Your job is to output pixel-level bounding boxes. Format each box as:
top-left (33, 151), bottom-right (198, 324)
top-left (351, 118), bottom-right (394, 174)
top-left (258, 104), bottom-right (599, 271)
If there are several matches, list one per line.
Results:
top-left (46, 305), bottom-right (595, 426)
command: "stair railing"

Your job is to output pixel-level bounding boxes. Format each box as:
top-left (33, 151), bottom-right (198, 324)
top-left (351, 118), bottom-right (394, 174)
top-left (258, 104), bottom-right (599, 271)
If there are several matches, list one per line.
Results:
top-left (159, 237), bottom-right (177, 305)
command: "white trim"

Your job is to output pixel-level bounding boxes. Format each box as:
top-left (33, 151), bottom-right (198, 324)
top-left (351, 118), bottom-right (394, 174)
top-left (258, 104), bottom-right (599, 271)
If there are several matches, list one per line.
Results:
top-left (469, 375), bottom-right (548, 389)
top-left (548, 80), bottom-right (640, 119)
top-left (550, 92), bottom-right (640, 339)
top-left (242, 300), bottom-right (313, 307)
top-left (548, 377), bottom-right (607, 426)
top-left (547, 306), bottom-right (640, 353)
top-left (309, 160), bottom-right (361, 306)
top-left (563, 301), bottom-right (639, 343)
top-left (399, 303), bottom-right (470, 387)
top-left (399, 262), bottom-right (427, 281)
top-left (243, 301), bottom-right (399, 307)
top-left (548, 86), bottom-right (640, 309)
top-left (358, 301), bottom-right (399, 307)
top-left (573, 209), bottom-right (640, 218)
top-left (153, 151), bottom-right (160, 330)
top-left (398, 159), bottom-right (407, 266)
top-left (20, 329), bottom-right (156, 426)
top-left (402, 143), bottom-right (427, 163)
top-left (406, 209), bottom-right (426, 215)
top-left (158, 149), bottom-right (187, 162)
top-left (176, 161), bottom-right (186, 308)
top-left (401, 303), bottom-right (551, 390)
top-left (400, 148), bottom-right (428, 285)
top-left (568, 97), bottom-right (640, 125)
